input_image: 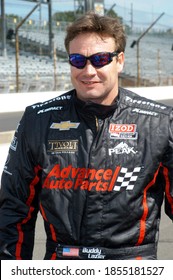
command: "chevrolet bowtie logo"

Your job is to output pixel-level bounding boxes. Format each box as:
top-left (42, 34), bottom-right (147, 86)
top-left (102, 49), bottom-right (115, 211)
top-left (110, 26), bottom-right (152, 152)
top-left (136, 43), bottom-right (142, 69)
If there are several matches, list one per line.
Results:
top-left (50, 121), bottom-right (80, 131)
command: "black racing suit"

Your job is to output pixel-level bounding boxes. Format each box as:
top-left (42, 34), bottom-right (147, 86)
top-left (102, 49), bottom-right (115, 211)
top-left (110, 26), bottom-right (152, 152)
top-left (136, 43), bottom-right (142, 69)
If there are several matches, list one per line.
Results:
top-left (0, 88), bottom-right (173, 260)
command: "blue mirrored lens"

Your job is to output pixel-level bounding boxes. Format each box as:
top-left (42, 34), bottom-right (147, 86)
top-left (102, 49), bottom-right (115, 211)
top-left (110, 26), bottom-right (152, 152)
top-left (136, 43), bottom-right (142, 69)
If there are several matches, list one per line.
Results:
top-left (69, 54), bottom-right (86, 68)
top-left (90, 53), bottom-right (110, 66)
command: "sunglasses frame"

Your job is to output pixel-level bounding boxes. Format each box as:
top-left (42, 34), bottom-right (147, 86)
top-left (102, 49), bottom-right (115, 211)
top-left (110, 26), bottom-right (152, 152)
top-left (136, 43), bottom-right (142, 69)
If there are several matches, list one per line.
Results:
top-left (69, 51), bottom-right (119, 69)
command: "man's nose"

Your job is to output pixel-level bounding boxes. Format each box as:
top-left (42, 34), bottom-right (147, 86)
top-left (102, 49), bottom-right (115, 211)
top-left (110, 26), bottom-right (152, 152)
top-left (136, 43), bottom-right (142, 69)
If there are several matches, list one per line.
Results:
top-left (83, 60), bottom-right (97, 74)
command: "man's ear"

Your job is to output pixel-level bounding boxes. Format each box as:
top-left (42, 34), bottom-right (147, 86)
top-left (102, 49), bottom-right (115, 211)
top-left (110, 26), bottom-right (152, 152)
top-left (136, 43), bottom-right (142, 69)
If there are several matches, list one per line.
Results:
top-left (117, 52), bottom-right (125, 73)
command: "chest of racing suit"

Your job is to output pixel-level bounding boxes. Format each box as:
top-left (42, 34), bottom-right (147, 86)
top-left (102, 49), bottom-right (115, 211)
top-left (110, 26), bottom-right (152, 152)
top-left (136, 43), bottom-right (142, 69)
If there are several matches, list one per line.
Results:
top-left (0, 87), bottom-right (173, 260)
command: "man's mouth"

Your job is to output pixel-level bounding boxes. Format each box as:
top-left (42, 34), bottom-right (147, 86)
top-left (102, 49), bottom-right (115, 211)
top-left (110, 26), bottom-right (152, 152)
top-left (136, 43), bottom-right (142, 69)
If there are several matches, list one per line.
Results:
top-left (82, 81), bottom-right (99, 84)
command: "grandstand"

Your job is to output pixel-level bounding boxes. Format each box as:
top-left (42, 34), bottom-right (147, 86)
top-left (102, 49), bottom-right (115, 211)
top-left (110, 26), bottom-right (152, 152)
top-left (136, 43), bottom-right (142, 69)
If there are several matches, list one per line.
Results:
top-left (1, 55), bottom-right (71, 93)
top-left (0, 15), bottom-right (173, 93)
top-left (0, 49), bottom-right (72, 93)
top-left (0, 18), bottom-right (73, 93)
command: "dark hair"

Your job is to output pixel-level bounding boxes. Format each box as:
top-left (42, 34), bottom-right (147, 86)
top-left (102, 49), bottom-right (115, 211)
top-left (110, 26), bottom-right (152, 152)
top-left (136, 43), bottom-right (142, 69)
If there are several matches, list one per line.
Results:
top-left (64, 12), bottom-right (126, 53)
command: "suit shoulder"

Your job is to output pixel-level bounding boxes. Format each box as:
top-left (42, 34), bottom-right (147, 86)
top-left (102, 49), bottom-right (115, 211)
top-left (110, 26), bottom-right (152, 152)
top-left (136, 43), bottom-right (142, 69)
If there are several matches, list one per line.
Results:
top-left (119, 87), bottom-right (172, 116)
top-left (25, 90), bottom-right (74, 116)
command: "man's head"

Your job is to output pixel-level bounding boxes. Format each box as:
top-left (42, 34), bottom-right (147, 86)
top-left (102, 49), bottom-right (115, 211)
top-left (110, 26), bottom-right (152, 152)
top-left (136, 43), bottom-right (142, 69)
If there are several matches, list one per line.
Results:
top-left (65, 12), bottom-right (126, 54)
top-left (65, 12), bottom-right (126, 105)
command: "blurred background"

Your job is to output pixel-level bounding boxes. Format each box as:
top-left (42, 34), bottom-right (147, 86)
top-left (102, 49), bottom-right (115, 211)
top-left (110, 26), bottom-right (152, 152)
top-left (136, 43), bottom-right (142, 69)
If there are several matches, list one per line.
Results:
top-left (0, 0), bottom-right (173, 93)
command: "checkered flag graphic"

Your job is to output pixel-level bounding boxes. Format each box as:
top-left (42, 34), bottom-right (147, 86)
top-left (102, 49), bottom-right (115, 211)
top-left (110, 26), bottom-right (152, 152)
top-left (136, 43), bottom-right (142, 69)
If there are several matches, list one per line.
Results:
top-left (113, 167), bottom-right (141, 191)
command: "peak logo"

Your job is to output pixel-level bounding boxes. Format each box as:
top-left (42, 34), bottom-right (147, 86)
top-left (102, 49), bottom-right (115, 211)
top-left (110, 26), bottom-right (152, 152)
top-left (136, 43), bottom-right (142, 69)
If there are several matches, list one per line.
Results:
top-left (43, 164), bottom-right (141, 192)
top-left (109, 142), bottom-right (138, 155)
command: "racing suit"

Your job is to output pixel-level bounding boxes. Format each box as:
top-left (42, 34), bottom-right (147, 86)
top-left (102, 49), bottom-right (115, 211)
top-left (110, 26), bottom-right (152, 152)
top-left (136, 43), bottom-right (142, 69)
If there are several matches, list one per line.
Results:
top-left (0, 87), bottom-right (173, 260)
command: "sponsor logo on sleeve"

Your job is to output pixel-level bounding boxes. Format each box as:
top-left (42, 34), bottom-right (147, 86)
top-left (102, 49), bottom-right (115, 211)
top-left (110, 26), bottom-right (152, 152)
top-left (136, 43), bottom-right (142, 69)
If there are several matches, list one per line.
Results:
top-left (37, 106), bottom-right (63, 114)
top-left (125, 96), bottom-right (166, 110)
top-left (3, 153), bottom-right (12, 176)
top-left (32, 94), bottom-right (71, 109)
top-left (10, 136), bottom-right (18, 151)
top-left (132, 108), bottom-right (159, 116)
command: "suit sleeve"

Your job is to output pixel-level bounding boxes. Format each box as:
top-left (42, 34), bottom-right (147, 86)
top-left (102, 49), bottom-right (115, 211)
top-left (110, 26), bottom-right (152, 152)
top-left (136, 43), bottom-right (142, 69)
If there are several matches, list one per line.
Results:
top-left (163, 110), bottom-right (173, 220)
top-left (0, 109), bottom-right (41, 259)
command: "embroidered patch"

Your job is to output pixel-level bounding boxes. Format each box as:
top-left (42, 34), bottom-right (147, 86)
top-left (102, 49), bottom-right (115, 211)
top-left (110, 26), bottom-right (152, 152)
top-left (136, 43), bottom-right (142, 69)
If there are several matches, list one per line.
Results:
top-left (109, 124), bottom-right (138, 139)
top-left (50, 121), bottom-right (80, 131)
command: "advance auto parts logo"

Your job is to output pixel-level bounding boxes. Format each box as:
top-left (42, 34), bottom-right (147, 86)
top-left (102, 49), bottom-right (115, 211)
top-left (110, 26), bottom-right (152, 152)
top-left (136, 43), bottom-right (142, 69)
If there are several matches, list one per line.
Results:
top-left (43, 164), bottom-right (141, 192)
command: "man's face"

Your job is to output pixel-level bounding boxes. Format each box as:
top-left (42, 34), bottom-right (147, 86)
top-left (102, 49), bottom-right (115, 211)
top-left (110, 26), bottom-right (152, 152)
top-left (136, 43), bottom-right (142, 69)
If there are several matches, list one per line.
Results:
top-left (69, 32), bottom-right (124, 105)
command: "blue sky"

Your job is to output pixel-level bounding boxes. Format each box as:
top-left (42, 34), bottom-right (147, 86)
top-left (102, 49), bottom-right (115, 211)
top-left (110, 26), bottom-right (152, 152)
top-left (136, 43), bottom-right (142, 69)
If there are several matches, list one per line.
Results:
top-left (2, 0), bottom-right (173, 29)
top-left (4, 0), bottom-right (173, 14)
top-left (115, 0), bottom-right (173, 15)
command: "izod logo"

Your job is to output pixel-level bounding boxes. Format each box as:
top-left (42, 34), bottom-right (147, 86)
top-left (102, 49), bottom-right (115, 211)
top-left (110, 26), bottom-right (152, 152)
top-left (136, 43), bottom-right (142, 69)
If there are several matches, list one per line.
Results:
top-left (109, 124), bottom-right (138, 140)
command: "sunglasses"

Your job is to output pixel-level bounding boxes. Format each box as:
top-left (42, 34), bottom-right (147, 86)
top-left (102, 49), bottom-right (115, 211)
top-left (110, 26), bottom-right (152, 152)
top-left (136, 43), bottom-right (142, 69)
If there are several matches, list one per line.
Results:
top-left (69, 51), bottom-right (119, 69)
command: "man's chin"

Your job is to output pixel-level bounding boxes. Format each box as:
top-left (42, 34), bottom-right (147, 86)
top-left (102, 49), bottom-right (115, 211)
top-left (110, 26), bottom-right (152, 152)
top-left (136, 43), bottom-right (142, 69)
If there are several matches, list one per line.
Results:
top-left (77, 91), bottom-right (106, 104)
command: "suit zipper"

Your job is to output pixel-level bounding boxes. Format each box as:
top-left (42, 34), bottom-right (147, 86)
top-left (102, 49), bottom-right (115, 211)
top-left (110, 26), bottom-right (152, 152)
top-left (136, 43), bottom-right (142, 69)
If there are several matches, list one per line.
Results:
top-left (95, 116), bottom-right (99, 132)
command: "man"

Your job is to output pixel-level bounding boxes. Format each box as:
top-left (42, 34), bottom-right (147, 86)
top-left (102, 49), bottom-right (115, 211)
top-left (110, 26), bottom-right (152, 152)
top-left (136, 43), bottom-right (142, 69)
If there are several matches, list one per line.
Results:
top-left (0, 12), bottom-right (173, 260)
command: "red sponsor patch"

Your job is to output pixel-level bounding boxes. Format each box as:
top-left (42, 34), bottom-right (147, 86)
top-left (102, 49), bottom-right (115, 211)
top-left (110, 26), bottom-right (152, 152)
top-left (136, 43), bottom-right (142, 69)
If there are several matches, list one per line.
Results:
top-left (109, 124), bottom-right (136, 133)
top-left (109, 124), bottom-right (138, 140)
